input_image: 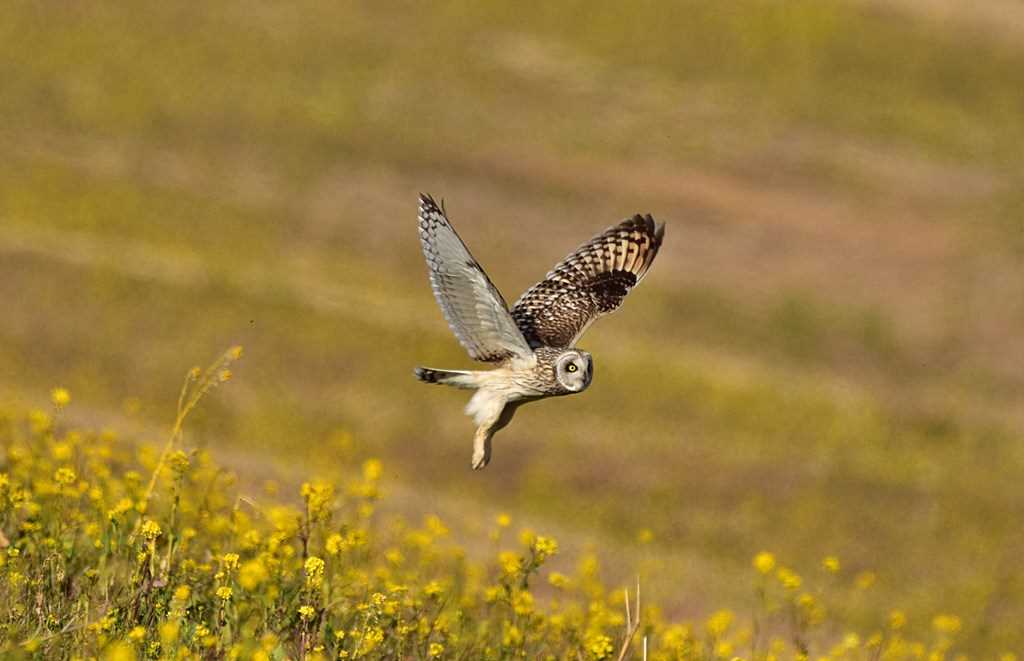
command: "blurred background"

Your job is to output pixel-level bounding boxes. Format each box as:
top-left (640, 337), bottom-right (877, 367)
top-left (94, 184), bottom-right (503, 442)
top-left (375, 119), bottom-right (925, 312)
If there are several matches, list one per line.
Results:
top-left (2, 0), bottom-right (1023, 652)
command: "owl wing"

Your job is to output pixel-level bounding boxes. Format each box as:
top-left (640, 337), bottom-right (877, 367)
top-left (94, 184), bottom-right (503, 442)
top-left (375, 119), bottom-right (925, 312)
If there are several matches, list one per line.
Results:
top-left (418, 194), bottom-right (534, 363)
top-left (511, 214), bottom-right (665, 349)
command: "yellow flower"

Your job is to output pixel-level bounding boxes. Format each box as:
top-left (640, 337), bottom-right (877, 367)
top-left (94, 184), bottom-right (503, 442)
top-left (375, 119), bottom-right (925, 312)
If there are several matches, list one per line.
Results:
top-left (753, 551), bottom-right (776, 575)
top-left (103, 642), bottom-right (136, 661)
top-left (496, 513), bottom-right (511, 528)
top-left (797, 593), bottom-right (824, 625)
top-left (428, 642), bottom-right (444, 657)
top-left (29, 409), bottom-right (52, 434)
top-left (661, 624), bottom-right (691, 651)
top-left (822, 556), bottom-right (840, 574)
top-left (584, 631), bottom-right (614, 660)
top-left (362, 459), bottom-right (382, 482)
top-left (168, 450), bottom-right (191, 474)
top-left (299, 605), bottom-right (316, 620)
top-left (424, 580), bottom-right (444, 598)
top-left (776, 567), bottom-right (802, 590)
top-left (548, 572), bottom-right (571, 589)
top-left (128, 626), bottom-right (146, 642)
top-left (359, 627), bottom-right (384, 653)
top-left (932, 614), bottom-right (962, 635)
top-left (305, 556), bottom-right (325, 588)
top-left (222, 553), bottom-right (240, 571)
top-left (107, 497), bottom-right (134, 521)
top-left (51, 387), bottom-right (71, 408)
top-left (192, 624), bottom-right (211, 644)
top-left (140, 520), bottom-right (162, 540)
top-left (325, 533), bottom-right (347, 556)
top-left (889, 610), bottom-right (906, 630)
top-left (239, 559), bottom-right (269, 589)
top-left (502, 622), bottom-right (523, 647)
top-left (533, 535), bottom-right (559, 561)
top-left (706, 609), bottom-right (734, 637)
top-left (499, 551), bottom-right (521, 576)
top-left (240, 529), bottom-right (261, 550)
top-left (425, 514), bottom-right (449, 537)
top-left (512, 589), bottom-right (534, 615)
top-left (216, 586), bottom-right (233, 601)
top-left (301, 480), bottom-right (334, 519)
top-left (54, 467), bottom-right (76, 485)
top-left (173, 585), bottom-right (191, 602)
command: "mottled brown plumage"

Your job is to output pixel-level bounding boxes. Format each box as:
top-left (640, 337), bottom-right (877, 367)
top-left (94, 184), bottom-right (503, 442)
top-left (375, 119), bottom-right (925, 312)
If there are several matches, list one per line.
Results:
top-left (414, 194), bottom-right (664, 469)
top-left (511, 214), bottom-right (664, 348)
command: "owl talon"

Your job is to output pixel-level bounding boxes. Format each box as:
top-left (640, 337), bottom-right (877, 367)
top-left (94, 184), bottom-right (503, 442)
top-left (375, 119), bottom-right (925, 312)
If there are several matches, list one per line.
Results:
top-left (471, 433), bottom-right (492, 470)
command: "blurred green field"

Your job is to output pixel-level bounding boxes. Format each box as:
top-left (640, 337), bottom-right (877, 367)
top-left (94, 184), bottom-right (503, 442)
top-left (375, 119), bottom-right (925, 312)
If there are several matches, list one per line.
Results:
top-left (2, 0), bottom-right (1024, 654)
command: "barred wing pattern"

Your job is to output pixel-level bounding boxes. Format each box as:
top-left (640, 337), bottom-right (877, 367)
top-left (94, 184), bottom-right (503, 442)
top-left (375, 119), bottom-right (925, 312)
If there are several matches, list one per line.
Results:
top-left (511, 214), bottom-right (665, 349)
top-left (417, 194), bottom-right (534, 363)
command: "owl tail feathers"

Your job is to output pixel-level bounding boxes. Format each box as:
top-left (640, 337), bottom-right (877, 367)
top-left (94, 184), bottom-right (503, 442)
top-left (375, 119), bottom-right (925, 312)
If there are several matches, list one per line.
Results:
top-left (414, 367), bottom-right (480, 389)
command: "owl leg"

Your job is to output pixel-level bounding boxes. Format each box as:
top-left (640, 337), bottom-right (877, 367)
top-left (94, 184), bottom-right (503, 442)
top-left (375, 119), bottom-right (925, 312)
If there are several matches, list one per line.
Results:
top-left (471, 424), bottom-right (496, 471)
top-left (469, 397), bottom-right (523, 470)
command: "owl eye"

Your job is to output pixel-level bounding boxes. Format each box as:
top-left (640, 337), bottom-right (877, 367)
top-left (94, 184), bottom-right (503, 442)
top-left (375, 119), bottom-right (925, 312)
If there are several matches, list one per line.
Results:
top-left (566, 363), bottom-right (578, 373)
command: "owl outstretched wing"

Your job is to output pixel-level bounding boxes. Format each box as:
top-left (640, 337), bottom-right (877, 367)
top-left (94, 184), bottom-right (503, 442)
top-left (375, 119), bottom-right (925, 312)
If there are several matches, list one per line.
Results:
top-left (418, 194), bottom-right (534, 363)
top-left (511, 214), bottom-right (665, 349)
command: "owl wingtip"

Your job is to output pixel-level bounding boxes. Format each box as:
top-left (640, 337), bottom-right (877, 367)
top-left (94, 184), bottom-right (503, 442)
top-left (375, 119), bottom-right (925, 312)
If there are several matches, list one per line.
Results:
top-left (418, 193), bottom-right (446, 216)
top-left (629, 213), bottom-right (664, 242)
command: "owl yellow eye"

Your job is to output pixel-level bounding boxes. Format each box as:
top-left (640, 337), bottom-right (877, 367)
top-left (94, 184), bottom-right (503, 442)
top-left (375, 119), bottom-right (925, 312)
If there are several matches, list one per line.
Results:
top-left (566, 363), bottom-right (578, 373)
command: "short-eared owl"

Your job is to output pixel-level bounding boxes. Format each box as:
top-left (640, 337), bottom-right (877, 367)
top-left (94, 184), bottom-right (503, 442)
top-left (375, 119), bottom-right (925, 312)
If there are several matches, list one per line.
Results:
top-left (414, 194), bottom-right (665, 469)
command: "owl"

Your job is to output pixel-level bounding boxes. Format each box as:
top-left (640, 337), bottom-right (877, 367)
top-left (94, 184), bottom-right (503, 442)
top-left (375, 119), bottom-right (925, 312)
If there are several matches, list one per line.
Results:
top-left (414, 194), bottom-right (665, 469)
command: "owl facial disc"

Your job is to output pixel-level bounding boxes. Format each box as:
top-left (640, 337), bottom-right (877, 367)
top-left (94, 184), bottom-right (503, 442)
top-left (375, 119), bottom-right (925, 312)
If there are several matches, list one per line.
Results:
top-left (555, 350), bottom-right (592, 393)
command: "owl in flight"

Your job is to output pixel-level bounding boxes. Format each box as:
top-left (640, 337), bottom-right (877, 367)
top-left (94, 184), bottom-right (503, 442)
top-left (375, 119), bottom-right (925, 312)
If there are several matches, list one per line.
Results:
top-left (414, 194), bottom-right (665, 469)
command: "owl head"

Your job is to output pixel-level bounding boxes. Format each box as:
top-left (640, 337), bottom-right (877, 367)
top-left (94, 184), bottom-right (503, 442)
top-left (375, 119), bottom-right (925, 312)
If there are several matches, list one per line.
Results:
top-left (555, 349), bottom-right (593, 393)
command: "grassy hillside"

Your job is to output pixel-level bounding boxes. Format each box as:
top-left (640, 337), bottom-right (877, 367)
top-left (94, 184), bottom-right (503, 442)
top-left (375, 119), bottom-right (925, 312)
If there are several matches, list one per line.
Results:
top-left (1, 0), bottom-right (1023, 655)
top-left (0, 374), bottom-right (994, 658)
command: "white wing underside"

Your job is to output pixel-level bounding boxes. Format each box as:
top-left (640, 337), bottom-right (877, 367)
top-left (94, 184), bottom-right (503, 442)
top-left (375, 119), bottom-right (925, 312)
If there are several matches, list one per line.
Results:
top-left (418, 195), bottom-right (534, 364)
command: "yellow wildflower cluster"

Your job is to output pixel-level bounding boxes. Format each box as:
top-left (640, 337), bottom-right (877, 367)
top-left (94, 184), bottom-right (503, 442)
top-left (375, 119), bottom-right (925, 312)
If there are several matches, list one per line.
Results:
top-left (140, 519), bottom-right (162, 540)
top-left (0, 372), bottom-right (1008, 660)
top-left (304, 555), bottom-right (325, 589)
